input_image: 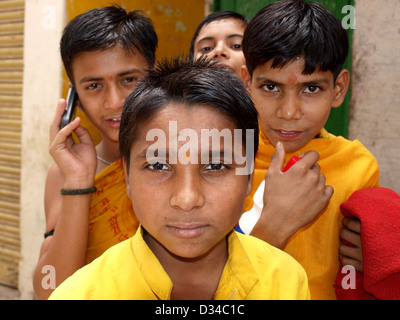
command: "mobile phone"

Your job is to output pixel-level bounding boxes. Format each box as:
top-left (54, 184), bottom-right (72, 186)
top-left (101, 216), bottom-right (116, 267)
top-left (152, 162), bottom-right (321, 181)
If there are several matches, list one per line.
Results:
top-left (61, 87), bottom-right (78, 128)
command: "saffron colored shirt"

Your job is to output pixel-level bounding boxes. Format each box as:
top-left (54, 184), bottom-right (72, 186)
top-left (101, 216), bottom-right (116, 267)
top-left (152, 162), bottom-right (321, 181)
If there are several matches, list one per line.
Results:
top-left (240, 129), bottom-right (380, 300)
top-left (49, 226), bottom-right (310, 300)
top-left (86, 159), bottom-right (139, 264)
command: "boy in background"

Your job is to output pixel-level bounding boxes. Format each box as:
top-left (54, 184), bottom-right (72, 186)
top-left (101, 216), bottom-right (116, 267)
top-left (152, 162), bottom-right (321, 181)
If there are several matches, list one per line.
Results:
top-left (190, 11), bottom-right (249, 78)
top-left (49, 57), bottom-right (310, 300)
top-left (238, 0), bottom-right (379, 299)
top-left (33, 5), bottom-right (158, 299)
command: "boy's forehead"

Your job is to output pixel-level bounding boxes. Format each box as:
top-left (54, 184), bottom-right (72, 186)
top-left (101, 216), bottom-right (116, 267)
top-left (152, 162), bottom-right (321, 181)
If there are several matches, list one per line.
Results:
top-left (199, 18), bottom-right (245, 37)
top-left (71, 46), bottom-right (148, 80)
top-left (254, 57), bottom-right (334, 84)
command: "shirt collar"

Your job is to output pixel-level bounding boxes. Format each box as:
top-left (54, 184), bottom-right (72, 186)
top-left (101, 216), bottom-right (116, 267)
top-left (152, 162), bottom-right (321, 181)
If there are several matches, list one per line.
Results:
top-left (132, 227), bottom-right (259, 300)
top-left (214, 231), bottom-right (259, 300)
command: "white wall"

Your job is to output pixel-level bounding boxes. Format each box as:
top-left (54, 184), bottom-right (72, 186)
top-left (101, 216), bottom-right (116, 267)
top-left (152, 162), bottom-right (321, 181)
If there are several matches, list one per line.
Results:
top-left (19, 0), bottom-right (65, 299)
top-left (350, 0), bottom-right (400, 193)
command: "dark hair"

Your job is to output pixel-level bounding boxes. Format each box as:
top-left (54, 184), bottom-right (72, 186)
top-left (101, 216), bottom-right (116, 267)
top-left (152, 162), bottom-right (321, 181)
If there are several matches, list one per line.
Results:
top-left (119, 56), bottom-right (259, 169)
top-left (189, 11), bottom-right (249, 59)
top-left (60, 5), bottom-right (158, 83)
top-left (243, 0), bottom-right (349, 81)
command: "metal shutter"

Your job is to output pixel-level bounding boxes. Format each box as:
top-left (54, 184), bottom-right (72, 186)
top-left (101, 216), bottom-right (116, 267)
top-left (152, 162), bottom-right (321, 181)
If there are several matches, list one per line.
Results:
top-left (0, 0), bottom-right (24, 288)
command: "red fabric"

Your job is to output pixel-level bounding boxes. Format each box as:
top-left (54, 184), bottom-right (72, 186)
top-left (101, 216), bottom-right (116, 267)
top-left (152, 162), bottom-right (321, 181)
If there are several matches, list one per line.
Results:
top-left (335, 187), bottom-right (400, 300)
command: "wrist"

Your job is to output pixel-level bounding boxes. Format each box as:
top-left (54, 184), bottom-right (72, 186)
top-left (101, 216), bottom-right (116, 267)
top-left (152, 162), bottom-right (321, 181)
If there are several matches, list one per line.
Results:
top-left (250, 207), bottom-right (293, 250)
top-left (61, 186), bottom-right (97, 195)
top-left (63, 177), bottom-right (95, 190)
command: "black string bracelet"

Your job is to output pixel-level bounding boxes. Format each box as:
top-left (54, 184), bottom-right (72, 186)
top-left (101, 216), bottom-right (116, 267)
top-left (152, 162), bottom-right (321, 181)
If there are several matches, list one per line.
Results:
top-left (60, 186), bottom-right (97, 195)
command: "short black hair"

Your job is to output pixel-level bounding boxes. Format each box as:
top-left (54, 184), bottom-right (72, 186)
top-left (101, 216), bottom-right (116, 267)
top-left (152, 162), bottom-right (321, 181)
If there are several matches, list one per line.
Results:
top-left (119, 56), bottom-right (259, 170)
top-left (60, 5), bottom-right (158, 83)
top-left (243, 0), bottom-right (349, 81)
top-left (189, 11), bottom-right (249, 59)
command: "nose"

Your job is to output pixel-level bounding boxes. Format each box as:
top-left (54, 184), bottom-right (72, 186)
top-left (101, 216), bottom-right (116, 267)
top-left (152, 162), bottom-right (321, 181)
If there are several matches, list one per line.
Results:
top-left (276, 93), bottom-right (303, 120)
top-left (104, 85), bottom-right (124, 111)
top-left (170, 167), bottom-right (205, 213)
top-left (212, 41), bottom-right (228, 59)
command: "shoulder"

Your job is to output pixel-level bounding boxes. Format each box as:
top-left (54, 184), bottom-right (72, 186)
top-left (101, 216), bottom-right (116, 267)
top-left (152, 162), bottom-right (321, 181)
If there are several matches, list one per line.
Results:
top-left (49, 238), bottom-right (135, 300)
top-left (235, 232), bottom-right (310, 299)
top-left (236, 232), bottom-right (306, 275)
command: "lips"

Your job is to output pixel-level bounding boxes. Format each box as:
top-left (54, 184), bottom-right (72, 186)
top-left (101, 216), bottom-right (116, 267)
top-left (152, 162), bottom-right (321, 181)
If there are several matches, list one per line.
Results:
top-left (106, 117), bottom-right (121, 129)
top-left (274, 129), bottom-right (302, 141)
top-left (167, 223), bottom-right (209, 239)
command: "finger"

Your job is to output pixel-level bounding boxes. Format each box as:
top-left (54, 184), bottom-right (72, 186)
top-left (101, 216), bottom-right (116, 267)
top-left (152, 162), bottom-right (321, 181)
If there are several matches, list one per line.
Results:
top-left (298, 150), bottom-right (320, 170)
top-left (50, 117), bottom-right (81, 153)
top-left (50, 99), bottom-right (67, 143)
top-left (269, 141), bottom-right (285, 173)
top-left (339, 254), bottom-right (363, 273)
top-left (342, 216), bottom-right (361, 233)
top-left (73, 122), bottom-right (95, 147)
top-left (340, 226), bottom-right (362, 247)
top-left (339, 242), bottom-right (363, 261)
top-left (325, 184), bottom-right (334, 199)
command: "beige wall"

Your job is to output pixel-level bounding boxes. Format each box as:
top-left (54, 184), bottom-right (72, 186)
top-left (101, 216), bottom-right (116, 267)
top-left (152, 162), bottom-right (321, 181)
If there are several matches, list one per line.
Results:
top-left (19, 0), bottom-right (65, 299)
top-left (349, 0), bottom-right (400, 193)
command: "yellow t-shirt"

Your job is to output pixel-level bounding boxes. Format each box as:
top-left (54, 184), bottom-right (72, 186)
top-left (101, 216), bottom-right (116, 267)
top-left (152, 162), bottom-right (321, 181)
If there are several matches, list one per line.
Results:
top-left (86, 159), bottom-right (139, 264)
top-left (243, 129), bottom-right (380, 300)
top-left (49, 226), bottom-right (310, 300)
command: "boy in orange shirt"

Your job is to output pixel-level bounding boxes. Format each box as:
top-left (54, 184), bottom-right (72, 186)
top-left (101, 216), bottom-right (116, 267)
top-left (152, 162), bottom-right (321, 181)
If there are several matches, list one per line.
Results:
top-left (238, 0), bottom-right (379, 299)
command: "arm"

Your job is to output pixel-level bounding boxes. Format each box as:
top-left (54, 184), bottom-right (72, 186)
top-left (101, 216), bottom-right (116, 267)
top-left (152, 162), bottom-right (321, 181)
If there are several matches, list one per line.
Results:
top-left (33, 100), bottom-right (97, 299)
top-left (250, 142), bottom-right (334, 249)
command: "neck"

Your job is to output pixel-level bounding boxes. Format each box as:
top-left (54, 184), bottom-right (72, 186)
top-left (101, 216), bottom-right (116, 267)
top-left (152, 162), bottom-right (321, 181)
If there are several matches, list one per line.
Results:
top-left (96, 139), bottom-right (121, 163)
top-left (144, 231), bottom-right (229, 300)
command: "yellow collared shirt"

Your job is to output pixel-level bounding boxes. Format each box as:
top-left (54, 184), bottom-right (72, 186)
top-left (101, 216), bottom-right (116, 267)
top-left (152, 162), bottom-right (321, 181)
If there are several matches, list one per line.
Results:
top-left (49, 226), bottom-right (310, 300)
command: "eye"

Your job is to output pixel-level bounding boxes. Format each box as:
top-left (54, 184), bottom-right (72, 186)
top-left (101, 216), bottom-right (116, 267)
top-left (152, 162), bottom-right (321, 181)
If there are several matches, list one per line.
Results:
top-left (86, 83), bottom-right (102, 90)
top-left (200, 46), bottom-right (213, 54)
top-left (304, 86), bottom-right (321, 94)
top-left (146, 162), bottom-right (169, 171)
top-left (122, 76), bottom-right (138, 84)
top-left (231, 44), bottom-right (242, 50)
top-left (262, 84), bottom-right (279, 92)
top-left (204, 163), bottom-right (227, 171)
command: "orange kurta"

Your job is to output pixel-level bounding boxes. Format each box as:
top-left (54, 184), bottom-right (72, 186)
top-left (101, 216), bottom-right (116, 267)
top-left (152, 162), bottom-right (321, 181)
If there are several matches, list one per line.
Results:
top-left (85, 159), bottom-right (139, 264)
top-left (242, 129), bottom-right (380, 299)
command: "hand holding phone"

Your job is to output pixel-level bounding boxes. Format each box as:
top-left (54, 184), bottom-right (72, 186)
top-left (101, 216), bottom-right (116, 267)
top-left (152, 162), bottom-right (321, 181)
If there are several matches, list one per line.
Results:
top-left (61, 87), bottom-right (78, 128)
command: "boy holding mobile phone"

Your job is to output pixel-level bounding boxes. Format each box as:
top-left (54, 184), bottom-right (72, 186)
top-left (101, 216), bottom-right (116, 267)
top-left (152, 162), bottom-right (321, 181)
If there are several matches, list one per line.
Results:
top-left (33, 5), bottom-right (158, 299)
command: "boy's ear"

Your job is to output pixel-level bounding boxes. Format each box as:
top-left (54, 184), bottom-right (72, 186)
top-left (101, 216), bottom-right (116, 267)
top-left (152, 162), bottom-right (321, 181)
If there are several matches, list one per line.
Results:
top-left (122, 159), bottom-right (132, 200)
top-left (332, 69), bottom-right (350, 108)
top-left (241, 65), bottom-right (252, 92)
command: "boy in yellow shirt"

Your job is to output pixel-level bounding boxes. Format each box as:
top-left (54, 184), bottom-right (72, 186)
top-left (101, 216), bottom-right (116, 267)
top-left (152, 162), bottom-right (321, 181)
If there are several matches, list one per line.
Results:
top-left (49, 57), bottom-right (310, 300)
top-left (238, 0), bottom-right (379, 299)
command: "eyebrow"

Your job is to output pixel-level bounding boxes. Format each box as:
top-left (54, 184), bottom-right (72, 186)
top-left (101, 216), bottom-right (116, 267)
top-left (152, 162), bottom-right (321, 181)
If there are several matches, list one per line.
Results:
top-left (196, 34), bottom-right (243, 44)
top-left (254, 76), bottom-right (331, 87)
top-left (79, 68), bottom-right (146, 84)
top-left (134, 147), bottom-right (239, 162)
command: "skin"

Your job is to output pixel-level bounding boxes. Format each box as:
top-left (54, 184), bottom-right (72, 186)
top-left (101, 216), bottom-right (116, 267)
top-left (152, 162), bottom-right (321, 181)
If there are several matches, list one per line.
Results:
top-left (123, 103), bottom-right (252, 300)
top-left (193, 18), bottom-right (246, 79)
top-left (33, 45), bottom-right (149, 299)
